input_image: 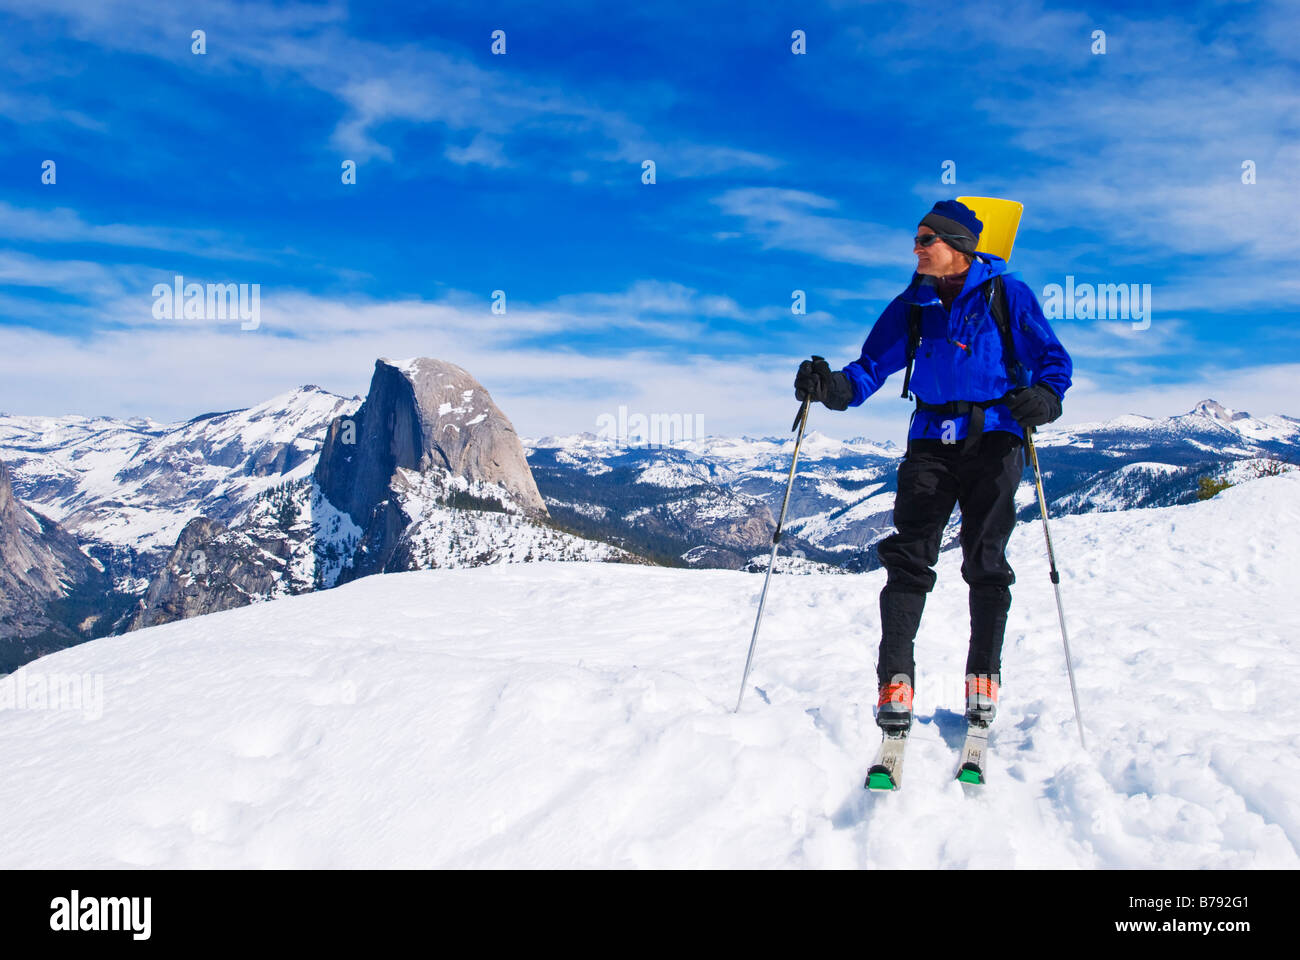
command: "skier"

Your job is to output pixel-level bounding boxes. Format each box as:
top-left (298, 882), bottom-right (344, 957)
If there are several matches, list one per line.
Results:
top-left (794, 199), bottom-right (1072, 741)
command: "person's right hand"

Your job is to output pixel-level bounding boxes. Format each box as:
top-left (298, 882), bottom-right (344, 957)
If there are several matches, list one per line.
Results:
top-left (794, 356), bottom-right (853, 411)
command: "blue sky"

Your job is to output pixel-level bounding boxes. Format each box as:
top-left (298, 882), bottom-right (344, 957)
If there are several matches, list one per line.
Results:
top-left (1, 0), bottom-right (1297, 444)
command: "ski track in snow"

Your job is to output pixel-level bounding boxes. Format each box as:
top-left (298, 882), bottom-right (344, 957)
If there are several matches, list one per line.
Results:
top-left (2, 476), bottom-right (1298, 869)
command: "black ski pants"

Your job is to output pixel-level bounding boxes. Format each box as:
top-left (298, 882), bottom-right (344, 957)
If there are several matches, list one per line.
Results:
top-left (875, 430), bottom-right (1025, 687)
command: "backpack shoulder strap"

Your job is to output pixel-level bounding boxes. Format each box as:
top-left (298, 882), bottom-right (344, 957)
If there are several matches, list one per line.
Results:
top-left (900, 302), bottom-right (922, 399)
top-left (984, 274), bottom-right (1023, 385)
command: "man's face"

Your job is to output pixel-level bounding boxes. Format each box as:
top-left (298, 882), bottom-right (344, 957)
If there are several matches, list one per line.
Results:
top-left (914, 225), bottom-right (967, 277)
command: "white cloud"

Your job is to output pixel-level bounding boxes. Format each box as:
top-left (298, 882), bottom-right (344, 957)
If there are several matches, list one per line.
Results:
top-left (0, 202), bottom-right (266, 261)
top-left (0, 91), bottom-right (106, 131)
top-left (2, 284), bottom-right (1294, 451)
top-left (0, 250), bottom-right (140, 300)
top-left (445, 134), bottom-right (509, 169)
top-left (1053, 362), bottom-right (1300, 429)
top-left (713, 188), bottom-right (917, 269)
top-left (1051, 318), bottom-right (1188, 360)
top-left (823, 1), bottom-right (1300, 310)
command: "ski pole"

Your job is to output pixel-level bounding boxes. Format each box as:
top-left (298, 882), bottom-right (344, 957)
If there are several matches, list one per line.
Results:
top-left (1024, 427), bottom-right (1087, 748)
top-left (734, 389), bottom-right (813, 713)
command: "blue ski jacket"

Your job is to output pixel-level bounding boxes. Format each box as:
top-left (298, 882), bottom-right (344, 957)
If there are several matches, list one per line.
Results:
top-left (841, 254), bottom-right (1072, 442)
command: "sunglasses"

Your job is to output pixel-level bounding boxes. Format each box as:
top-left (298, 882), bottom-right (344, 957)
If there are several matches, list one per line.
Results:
top-left (913, 233), bottom-right (968, 248)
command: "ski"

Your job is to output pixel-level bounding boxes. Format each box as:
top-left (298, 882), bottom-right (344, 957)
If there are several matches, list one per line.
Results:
top-left (955, 720), bottom-right (991, 791)
top-left (865, 733), bottom-right (908, 791)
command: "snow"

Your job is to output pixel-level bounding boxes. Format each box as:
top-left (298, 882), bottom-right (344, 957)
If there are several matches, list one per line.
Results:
top-left (813, 477), bottom-right (869, 501)
top-left (1188, 399), bottom-right (1247, 423)
top-left (665, 488), bottom-right (757, 522)
top-left (545, 499), bottom-right (610, 521)
top-left (1116, 461), bottom-right (1181, 476)
top-left (300, 482), bottom-right (363, 589)
top-left (1014, 479), bottom-right (1039, 510)
top-left (0, 386), bottom-right (360, 568)
top-left (1, 473), bottom-right (1298, 868)
top-left (688, 433), bottom-right (901, 462)
top-left (390, 357), bottom-right (424, 378)
top-left (1229, 415), bottom-right (1300, 444)
top-left (1213, 457), bottom-right (1297, 486)
top-left (1184, 438), bottom-right (1254, 457)
top-left (636, 459), bottom-right (711, 488)
top-left (687, 431), bottom-right (901, 463)
top-left (526, 431), bottom-right (902, 478)
top-left (786, 487), bottom-right (893, 544)
top-left (545, 447), bottom-right (613, 476)
top-left (1041, 399), bottom-right (1300, 448)
top-left (389, 467), bottom-right (631, 567)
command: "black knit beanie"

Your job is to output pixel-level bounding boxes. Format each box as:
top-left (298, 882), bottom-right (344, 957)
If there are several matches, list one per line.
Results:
top-left (919, 200), bottom-right (982, 254)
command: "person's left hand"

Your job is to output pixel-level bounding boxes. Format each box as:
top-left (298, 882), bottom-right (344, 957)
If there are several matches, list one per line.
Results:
top-left (1005, 383), bottom-right (1062, 428)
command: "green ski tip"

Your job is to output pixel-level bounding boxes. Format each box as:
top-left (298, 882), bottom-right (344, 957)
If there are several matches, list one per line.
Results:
top-left (957, 765), bottom-right (984, 785)
top-left (867, 770), bottom-right (897, 791)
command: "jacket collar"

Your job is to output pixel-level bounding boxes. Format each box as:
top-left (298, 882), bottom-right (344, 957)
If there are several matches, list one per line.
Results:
top-left (901, 253), bottom-right (1007, 306)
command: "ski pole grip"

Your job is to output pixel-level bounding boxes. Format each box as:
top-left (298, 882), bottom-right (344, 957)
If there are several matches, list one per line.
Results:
top-left (790, 356), bottom-right (824, 432)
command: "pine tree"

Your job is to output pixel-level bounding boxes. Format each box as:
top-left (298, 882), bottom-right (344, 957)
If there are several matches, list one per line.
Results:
top-left (1197, 474), bottom-right (1233, 500)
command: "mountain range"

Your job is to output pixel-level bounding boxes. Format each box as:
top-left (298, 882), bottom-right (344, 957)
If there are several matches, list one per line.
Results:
top-left (2, 357), bottom-right (1296, 672)
top-left (528, 397), bottom-right (1300, 569)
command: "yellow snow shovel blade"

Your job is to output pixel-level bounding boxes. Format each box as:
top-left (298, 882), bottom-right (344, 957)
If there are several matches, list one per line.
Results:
top-left (956, 196), bottom-right (1023, 263)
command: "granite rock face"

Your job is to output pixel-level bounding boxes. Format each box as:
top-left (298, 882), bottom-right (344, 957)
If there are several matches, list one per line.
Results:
top-left (318, 358), bottom-right (546, 518)
top-left (127, 511), bottom-right (308, 631)
top-left (0, 457), bottom-right (114, 671)
top-left (315, 358), bottom-right (548, 578)
top-left (131, 359), bottom-right (569, 621)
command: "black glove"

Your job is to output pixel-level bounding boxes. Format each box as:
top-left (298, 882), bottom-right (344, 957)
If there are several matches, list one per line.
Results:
top-left (794, 356), bottom-right (853, 411)
top-left (1005, 383), bottom-right (1062, 429)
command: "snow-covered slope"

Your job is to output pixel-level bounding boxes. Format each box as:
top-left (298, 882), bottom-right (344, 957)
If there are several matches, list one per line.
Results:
top-left (388, 467), bottom-right (634, 568)
top-left (3, 472), bottom-right (1296, 868)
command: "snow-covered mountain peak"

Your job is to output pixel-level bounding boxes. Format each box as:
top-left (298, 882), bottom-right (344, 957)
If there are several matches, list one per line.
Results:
top-left (314, 357), bottom-right (551, 580)
top-left (0, 385), bottom-right (364, 596)
top-left (178, 384), bottom-right (359, 448)
top-left (796, 431), bottom-right (903, 460)
top-left (1036, 398), bottom-right (1300, 449)
top-left (1187, 399), bottom-right (1250, 423)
